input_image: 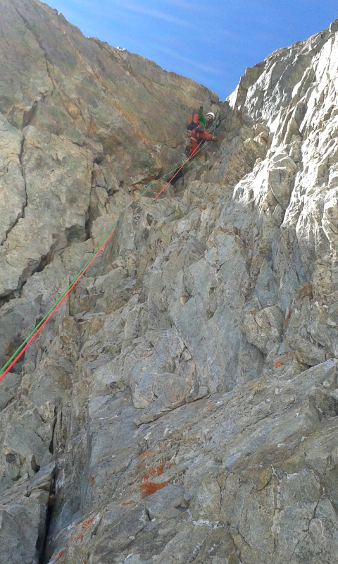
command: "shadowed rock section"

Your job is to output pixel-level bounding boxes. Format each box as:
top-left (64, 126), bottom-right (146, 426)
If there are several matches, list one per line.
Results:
top-left (1, 1), bottom-right (338, 563)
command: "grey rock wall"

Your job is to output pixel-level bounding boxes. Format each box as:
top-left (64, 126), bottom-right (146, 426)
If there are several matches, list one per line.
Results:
top-left (1, 1), bottom-right (338, 563)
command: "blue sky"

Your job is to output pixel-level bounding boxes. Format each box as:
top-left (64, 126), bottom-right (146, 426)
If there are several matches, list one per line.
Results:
top-left (51, 0), bottom-right (338, 100)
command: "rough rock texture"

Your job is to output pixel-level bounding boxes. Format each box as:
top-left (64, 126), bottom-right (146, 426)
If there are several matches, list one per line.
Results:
top-left (1, 1), bottom-right (338, 563)
top-left (0, 0), bottom-right (217, 300)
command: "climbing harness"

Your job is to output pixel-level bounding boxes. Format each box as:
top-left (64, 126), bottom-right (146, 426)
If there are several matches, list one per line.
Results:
top-left (0, 130), bottom-right (216, 382)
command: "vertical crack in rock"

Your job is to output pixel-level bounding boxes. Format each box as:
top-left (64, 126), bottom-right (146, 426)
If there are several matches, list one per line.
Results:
top-left (85, 163), bottom-right (98, 241)
top-left (1, 135), bottom-right (28, 247)
top-left (12, 5), bottom-right (56, 97)
top-left (48, 407), bottom-right (58, 456)
top-left (19, 135), bottom-right (28, 218)
top-left (44, 59), bottom-right (56, 97)
top-left (38, 412), bottom-right (58, 564)
top-left (289, 495), bottom-right (321, 560)
top-left (38, 468), bottom-right (57, 564)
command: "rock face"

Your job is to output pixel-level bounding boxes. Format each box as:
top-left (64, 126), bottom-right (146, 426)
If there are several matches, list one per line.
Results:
top-left (1, 1), bottom-right (338, 563)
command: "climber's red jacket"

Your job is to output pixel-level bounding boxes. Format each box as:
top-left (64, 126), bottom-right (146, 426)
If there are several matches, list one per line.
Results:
top-left (187, 107), bottom-right (214, 155)
top-left (189, 129), bottom-right (214, 154)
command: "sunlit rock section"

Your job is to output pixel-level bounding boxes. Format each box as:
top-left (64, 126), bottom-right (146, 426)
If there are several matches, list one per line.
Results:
top-left (1, 0), bottom-right (338, 562)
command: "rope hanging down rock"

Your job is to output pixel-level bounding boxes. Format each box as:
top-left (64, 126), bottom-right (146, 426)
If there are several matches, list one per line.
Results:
top-left (0, 136), bottom-right (210, 381)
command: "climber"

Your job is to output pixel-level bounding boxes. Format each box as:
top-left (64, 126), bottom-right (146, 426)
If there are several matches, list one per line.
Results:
top-left (186, 106), bottom-right (217, 156)
top-left (169, 107), bottom-right (218, 185)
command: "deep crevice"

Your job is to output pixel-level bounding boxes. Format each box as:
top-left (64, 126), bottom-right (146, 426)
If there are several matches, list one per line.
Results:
top-left (38, 467), bottom-right (57, 564)
top-left (0, 291), bottom-right (18, 308)
top-left (49, 408), bottom-right (58, 455)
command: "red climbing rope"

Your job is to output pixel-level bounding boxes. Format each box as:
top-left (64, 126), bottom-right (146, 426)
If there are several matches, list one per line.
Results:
top-left (154, 142), bottom-right (202, 200)
top-left (0, 139), bottom-right (205, 381)
top-left (0, 226), bottom-right (116, 382)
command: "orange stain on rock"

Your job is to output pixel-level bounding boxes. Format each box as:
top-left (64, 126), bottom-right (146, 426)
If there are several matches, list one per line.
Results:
top-left (75, 534), bottom-right (84, 542)
top-left (276, 360), bottom-right (283, 368)
top-left (56, 550), bottom-right (65, 561)
top-left (142, 461), bottom-right (165, 482)
top-left (140, 481), bottom-right (170, 497)
top-left (205, 402), bottom-right (213, 407)
top-left (90, 475), bottom-right (94, 486)
top-left (169, 462), bottom-right (175, 469)
top-left (157, 461), bottom-right (165, 475)
top-left (138, 450), bottom-right (153, 460)
top-left (121, 501), bottom-right (135, 506)
top-left (284, 310), bottom-right (293, 325)
top-left (82, 517), bottom-right (95, 530)
top-left (142, 468), bottom-right (155, 481)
